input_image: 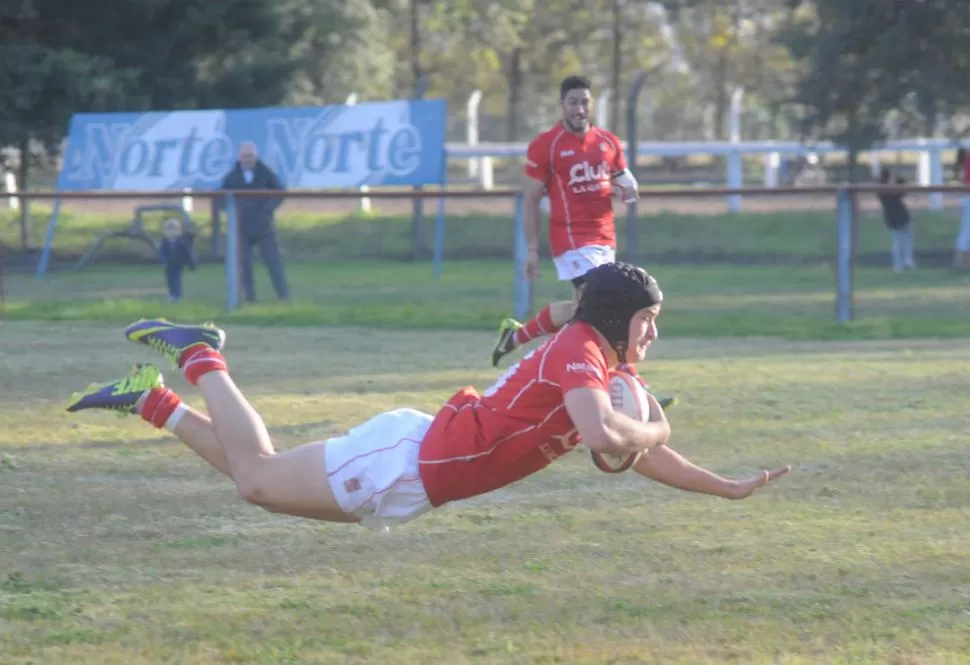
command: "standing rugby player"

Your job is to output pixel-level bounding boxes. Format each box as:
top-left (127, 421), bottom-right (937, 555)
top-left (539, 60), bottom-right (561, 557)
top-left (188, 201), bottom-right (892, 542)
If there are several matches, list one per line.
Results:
top-left (490, 76), bottom-right (674, 404)
top-left (492, 76), bottom-right (640, 367)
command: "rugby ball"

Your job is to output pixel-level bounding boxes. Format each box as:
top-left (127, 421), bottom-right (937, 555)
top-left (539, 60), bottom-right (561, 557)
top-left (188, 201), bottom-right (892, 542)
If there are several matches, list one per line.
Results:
top-left (589, 369), bottom-right (650, 473)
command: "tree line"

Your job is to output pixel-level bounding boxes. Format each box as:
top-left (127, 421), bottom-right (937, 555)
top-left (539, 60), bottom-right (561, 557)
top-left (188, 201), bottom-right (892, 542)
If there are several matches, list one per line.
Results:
top-left (3, 0), bottom-right (970, 188)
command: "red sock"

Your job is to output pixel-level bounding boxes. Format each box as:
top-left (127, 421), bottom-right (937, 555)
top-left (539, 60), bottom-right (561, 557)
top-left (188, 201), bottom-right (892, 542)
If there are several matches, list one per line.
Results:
top-left (179, 344), bottom-right (228, 386)
top-left (140, 387), bottom-right (182, 429)
top-left (513, 305), bottom-right (559, 347)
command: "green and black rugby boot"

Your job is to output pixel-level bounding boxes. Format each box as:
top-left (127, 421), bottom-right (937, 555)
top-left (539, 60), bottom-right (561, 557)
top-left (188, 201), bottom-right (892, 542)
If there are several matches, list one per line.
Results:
top-left (124, 319), bottom-right (226, 367)
top-left (491, 317), bottom-right (523, 367)
top-left (65, 363), bottom-right (163, 417)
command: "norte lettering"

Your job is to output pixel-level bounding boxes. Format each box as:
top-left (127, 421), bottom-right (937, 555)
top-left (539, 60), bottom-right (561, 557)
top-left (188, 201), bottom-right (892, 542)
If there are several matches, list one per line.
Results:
top-left (265, 116), bottom-right (421, 184)
top-left (67, 108), bottom-right (426, 187)
top-left (72, 123), bottom-right (234, 182)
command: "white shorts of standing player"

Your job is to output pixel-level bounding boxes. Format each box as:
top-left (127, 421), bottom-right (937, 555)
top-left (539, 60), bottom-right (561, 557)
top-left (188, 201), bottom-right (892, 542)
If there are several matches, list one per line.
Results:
top-left (552, 244), bottom-right (617, 282)
top-left (323, 408), bottom-right (435, 531)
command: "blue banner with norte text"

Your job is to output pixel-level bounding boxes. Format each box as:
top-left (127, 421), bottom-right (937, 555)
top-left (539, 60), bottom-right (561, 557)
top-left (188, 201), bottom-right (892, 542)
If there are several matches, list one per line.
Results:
top-left (57, 99), bottom-right (448, 191)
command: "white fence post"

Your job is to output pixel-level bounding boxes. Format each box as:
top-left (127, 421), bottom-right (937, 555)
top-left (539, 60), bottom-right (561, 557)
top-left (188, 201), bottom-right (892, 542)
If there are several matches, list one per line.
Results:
top-left (928, 112), bottom-right (946, 210)
top-left (4, 172), bottom-right (18, 210)
top-left (597, 89), bottom-right (611, 130)
top-left (467, 90), bottom-right (482, 178)
top-left (346, 93), bottom-right (371, 213)
top-left (763, 150), bottom-right (779, 187)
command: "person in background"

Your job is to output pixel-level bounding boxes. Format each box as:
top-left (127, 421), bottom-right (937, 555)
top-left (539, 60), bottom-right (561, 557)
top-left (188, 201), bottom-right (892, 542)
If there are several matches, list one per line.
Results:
top-left (876, 168), bottom-right (915, 273)
top-left (159, 217), bottom-right (197, 303)
top-left (219, 142), bottom-right (289, 301)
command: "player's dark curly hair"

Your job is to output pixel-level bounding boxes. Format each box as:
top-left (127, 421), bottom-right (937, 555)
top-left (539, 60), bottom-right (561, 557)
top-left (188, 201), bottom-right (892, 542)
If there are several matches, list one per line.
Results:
top-left (572, 262), bottom-right (663, 357)
top-left (560, 75), bottom-right (592, 100)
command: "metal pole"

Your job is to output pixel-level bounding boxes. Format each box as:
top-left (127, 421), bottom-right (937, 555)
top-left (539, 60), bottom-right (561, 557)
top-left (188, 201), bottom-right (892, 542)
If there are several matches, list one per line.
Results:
top-left (225, 193), bottom-right (240, 311)
top-left (727, 87), bottom-right (745, 212)
top-left (0, 239), bottom-right (5, 322)
top-left (412, 73), bottom-right (430, 260)
top-left (433, 174), bottom-right (448, 279)
top-left (625, 70), bottom-right (648, 260)
top-left (513, 192), bottom-right (530, 319)
top-left (834, 188), bottom-right (855, 323)
top-left (35, 196), bottom-right (62, 278)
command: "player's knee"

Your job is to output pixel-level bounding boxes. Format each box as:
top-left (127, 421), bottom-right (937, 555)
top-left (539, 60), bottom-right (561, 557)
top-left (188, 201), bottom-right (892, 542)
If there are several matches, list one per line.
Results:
top-left (236, 478), bottom-right (264, 506)
top-left (234, 470), bottom-right (276, 509)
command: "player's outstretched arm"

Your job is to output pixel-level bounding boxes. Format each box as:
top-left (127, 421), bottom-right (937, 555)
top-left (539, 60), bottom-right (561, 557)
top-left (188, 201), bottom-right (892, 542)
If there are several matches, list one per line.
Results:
top-left (633, 445), bottom-right (791, 500)
top-left (564, 387), bottom-right (671, 456)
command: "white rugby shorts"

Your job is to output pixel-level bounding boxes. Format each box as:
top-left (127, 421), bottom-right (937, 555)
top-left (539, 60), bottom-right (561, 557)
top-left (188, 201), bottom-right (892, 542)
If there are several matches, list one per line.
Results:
top-left (552, 244), bottom-right (616, 281)
top-left (324, 408), bottom-right (434, 531)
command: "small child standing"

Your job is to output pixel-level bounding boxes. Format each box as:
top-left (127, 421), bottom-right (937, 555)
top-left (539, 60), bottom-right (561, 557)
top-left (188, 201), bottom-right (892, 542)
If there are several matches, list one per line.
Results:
top-left (158, 217), bottom-right (197, 303)
top-left (876, 168), bottom-right (915, 273)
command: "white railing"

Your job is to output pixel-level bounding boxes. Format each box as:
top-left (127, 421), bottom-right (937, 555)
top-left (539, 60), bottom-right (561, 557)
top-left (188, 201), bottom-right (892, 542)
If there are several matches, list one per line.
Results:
top-left (3, 88), bottom-right (964, 213)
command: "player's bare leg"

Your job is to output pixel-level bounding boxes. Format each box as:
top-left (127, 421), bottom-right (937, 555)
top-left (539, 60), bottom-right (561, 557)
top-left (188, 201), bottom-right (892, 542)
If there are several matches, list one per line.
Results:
top-left (191, 369), bottom-right (357, 522)
top-left (136, 392), bottom-right (232, 478)
top-left (119, 320), bottom-right (358, 523)
top-left (66, 358), bottom-right (358, 523)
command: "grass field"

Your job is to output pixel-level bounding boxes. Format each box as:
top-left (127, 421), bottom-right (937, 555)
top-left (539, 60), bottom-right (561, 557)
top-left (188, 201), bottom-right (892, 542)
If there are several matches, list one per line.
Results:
top-left (4, 259), bottom-right (970, 340)
top-left (3, 199), bottom-right (969, 340)
top-left (2, 199), bottom-right (967, 265)
top-left (1, 194), bottom-right (968, 663)
top-left (2, 323), bottom-right (969, 664)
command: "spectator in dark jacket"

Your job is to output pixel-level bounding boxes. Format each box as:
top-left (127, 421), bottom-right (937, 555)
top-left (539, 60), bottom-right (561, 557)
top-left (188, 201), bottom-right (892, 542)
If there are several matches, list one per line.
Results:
top-left (876, 168), bottom-right (915, 273)
top-left (220, 142), bottom-right (289, 301)
top-left (159, 217), bottom-right (197, 303)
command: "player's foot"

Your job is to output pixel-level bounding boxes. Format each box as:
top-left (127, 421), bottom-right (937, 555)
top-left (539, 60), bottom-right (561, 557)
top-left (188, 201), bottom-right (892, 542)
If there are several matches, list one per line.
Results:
top-left (65, 364), bottom-right (163, 416)
top-left (491, 317), bottom-right (523, 367)
top-left (658, 395), bottom-right (677, 411)
top-left (124, 319), bottom-right (226, 368)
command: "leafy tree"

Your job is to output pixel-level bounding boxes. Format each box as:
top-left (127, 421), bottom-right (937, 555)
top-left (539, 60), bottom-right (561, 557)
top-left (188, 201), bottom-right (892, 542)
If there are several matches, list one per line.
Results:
top-left (777, 0), bottom-right (970, 181)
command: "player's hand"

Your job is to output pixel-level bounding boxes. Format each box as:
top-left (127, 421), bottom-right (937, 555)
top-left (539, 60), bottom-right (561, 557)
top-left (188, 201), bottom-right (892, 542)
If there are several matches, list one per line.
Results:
top-left (619, 186), bottom-right (639, 204)
top-left (725, 466), bottom-right (791, 500)
top-left (525, 249), bottom-right (540, 281)
top-left (643, 390), bottom-right (668, 427)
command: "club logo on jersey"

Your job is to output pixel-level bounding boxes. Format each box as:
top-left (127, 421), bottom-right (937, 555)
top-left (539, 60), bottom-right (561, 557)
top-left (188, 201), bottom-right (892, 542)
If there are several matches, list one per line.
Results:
top-left (566, 160), bottom-right (611, 194)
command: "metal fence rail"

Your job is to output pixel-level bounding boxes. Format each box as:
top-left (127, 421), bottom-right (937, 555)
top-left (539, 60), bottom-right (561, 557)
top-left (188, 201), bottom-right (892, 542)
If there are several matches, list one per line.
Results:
top-left (6, 184), bottom-right (970, 322)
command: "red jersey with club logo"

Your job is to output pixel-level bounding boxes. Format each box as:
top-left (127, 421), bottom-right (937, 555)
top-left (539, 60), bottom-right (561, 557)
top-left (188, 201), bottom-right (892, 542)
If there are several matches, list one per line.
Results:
top-left (524, 123), bottom-right (628, 256)
top-left (417, 322), bottom-right (611, 507)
